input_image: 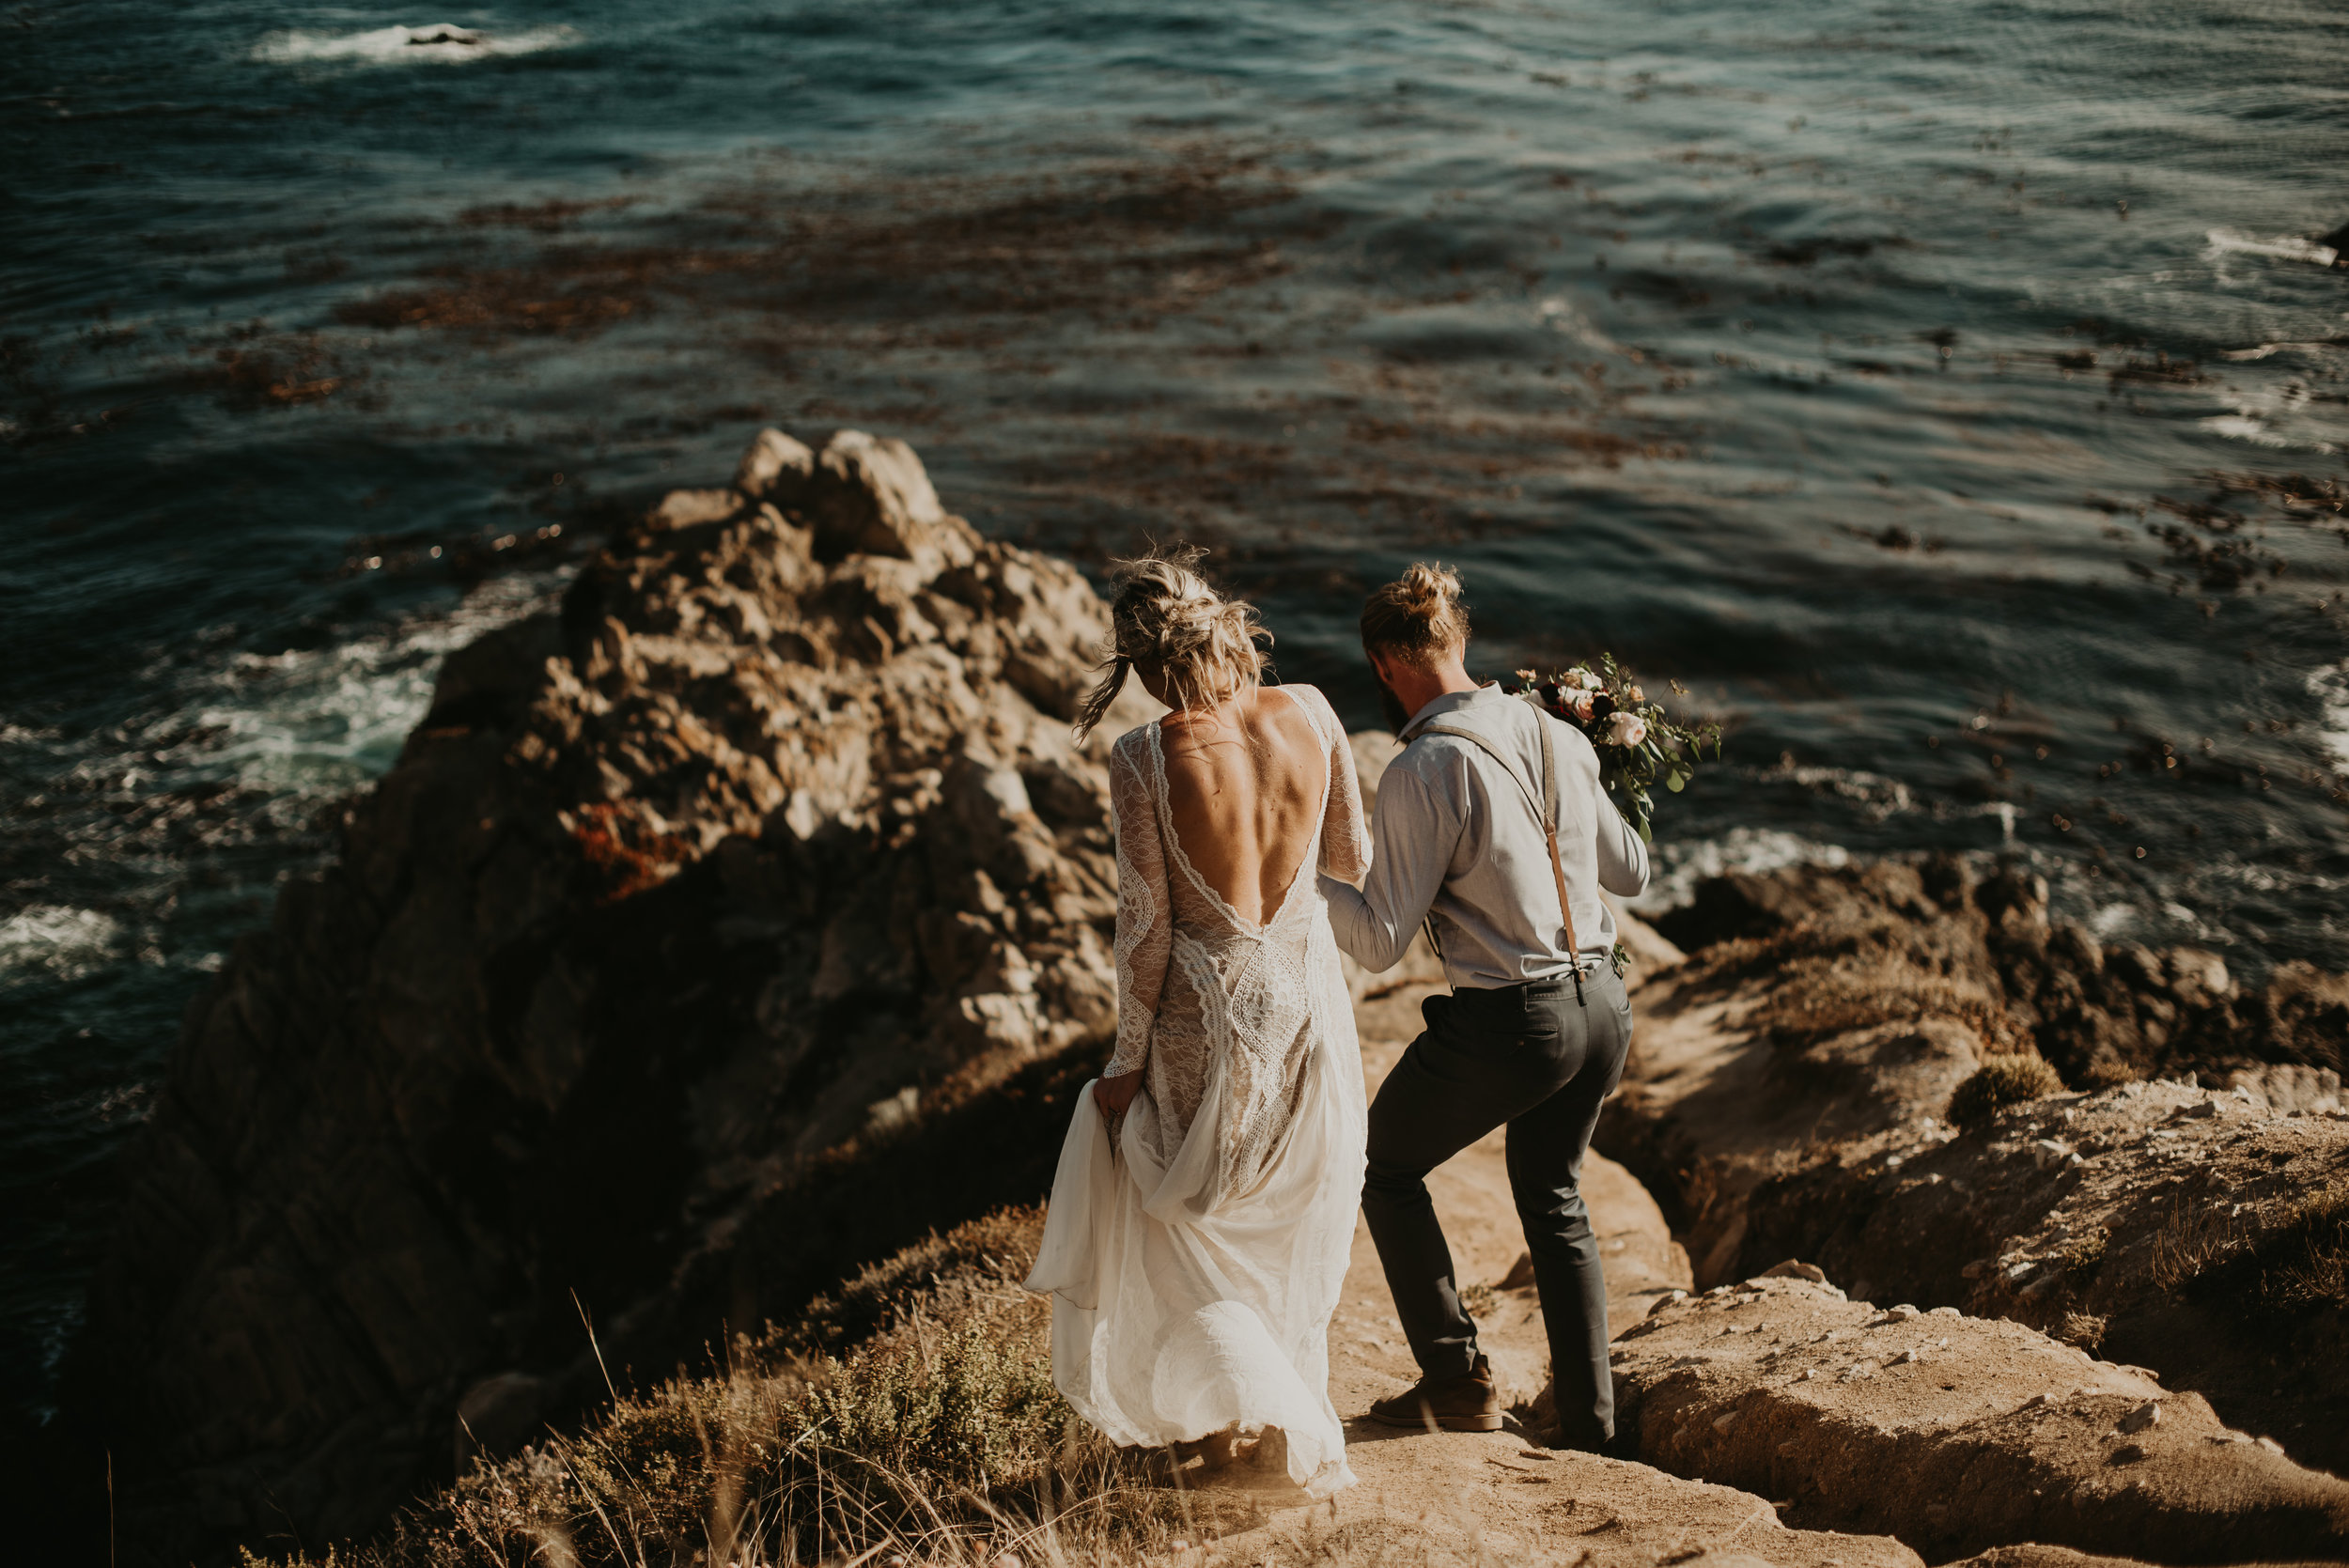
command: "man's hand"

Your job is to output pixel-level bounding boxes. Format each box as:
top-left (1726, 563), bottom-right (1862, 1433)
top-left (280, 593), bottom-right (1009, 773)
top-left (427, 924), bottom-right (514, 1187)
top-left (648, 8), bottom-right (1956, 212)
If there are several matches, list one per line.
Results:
top-left (1094, 1070), bottom-right (1142, 1120)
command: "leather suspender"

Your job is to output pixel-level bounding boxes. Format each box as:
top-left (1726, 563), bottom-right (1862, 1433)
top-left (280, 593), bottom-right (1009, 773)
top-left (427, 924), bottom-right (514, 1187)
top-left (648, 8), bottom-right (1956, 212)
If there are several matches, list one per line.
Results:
top-left (1417, 706), bottom-right (1589, 1006)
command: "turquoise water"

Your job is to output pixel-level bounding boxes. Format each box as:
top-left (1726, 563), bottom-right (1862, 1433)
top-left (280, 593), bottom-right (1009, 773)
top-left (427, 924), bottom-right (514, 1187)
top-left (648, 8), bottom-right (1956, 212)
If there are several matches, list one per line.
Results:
top-left (4, 0), bottom-right (2346, 1427)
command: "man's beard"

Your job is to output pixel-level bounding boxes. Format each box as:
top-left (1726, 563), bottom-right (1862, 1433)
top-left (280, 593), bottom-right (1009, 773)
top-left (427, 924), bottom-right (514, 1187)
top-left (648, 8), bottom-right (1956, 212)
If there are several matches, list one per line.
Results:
top-left (1377, 675), bottom-right (1412, 733)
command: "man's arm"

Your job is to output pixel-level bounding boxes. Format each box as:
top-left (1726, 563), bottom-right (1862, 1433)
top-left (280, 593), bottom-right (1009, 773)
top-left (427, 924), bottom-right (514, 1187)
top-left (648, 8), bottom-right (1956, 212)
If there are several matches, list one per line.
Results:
top-left (1594, 784), bottom-right (1650, 898)
top-left (1318, 763), bottom-right (1459, 972)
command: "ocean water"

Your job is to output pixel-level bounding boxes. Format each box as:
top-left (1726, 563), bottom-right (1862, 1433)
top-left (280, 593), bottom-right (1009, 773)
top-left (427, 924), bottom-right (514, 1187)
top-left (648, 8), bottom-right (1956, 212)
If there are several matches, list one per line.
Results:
top-left (4, 0), bottom-right (2344, 1429)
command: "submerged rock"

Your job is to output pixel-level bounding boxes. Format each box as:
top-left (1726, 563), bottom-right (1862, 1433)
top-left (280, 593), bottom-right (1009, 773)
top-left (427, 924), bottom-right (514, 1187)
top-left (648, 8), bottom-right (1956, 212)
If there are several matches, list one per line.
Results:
top-left (68, 429), bottom-right (1157, 1562)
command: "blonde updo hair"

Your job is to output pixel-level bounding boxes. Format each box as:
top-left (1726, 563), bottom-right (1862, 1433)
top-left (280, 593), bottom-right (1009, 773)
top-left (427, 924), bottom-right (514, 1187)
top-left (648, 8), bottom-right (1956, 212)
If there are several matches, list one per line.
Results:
top-left (1360, 562), bottom-right (1470, 664)
top-left (1072, 544), bottom-right (1270, 741)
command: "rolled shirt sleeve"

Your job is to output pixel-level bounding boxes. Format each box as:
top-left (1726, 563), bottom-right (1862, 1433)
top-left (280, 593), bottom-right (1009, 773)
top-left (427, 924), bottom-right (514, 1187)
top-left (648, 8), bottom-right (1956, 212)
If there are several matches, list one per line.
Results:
top-left (1319, 765), bottom-right (1460, 974)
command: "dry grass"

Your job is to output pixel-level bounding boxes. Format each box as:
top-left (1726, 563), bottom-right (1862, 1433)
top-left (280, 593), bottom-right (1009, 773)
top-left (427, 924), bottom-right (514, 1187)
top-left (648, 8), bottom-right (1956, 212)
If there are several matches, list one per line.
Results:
top-left (2143, 1176), bottom-right (2349, 1324)
top-left (1751, 966), bottom-right (2013, 1055)
top-left (2143, 1195), bottom-right (2252, 1296)
top-left (2251, 1181), bottom-right (2349, 1314)
top-left (246, 1209), bottom-right (1257, 1568)
top-left (2056, 1312), bottom-right (2108, 1353)
top-left (1946, 1054), bottom-right (2063, 1128)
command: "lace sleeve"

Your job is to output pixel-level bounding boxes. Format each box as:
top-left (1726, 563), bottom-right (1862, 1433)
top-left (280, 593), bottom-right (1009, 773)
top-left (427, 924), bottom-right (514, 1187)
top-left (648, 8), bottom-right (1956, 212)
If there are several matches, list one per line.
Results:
top-left (1305, 687), bottom-right (1370, 883)
top-left (1104, 731), bottom-right (1171, 1079)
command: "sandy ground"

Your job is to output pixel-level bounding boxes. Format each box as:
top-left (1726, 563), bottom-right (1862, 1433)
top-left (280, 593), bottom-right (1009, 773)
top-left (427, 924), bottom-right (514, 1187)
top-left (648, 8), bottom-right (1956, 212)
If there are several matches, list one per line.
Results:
top-left (1182, 975), bottom-right (1922, 1568)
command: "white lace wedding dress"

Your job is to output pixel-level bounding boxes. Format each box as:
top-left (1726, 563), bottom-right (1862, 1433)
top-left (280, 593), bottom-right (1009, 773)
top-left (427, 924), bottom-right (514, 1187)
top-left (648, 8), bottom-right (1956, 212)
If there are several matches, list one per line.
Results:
top-left (1025, 683), bottom-right (1369, 1498)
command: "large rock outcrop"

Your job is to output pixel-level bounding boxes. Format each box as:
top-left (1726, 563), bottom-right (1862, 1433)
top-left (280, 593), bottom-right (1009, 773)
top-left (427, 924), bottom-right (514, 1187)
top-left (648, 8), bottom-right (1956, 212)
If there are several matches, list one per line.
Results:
top-left (1610, 860), bottom-right (2349, 1479)
top-left (1733, 1079), bottom-right (2349, 1477)
top-left (70, 430), bottom-right (1159, 1562)
top-left (1610, 1274), bottom-right (2349, 1564)
top-left (1653, 860), bottom-right (2346, 1092)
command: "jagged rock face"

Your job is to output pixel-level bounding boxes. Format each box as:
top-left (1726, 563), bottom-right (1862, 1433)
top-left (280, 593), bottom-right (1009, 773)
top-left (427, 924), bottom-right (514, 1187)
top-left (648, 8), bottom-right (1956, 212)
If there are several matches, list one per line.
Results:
top-left (70, 431), bottom-right (1150, 1563)
top-left (1611, 1275), bottom-right (2349, 1565)
top-left (1615, 860), bottom-right (2348, 1280)
top-left (1655, 860), bottom-right (2347, 1087)
top-left (1733, 1079), bottom-right (2349, 1479)
top-left (1602, 861), bottom-right (2012, 1282)
top-left (1615, 860), bottom-right (2349, 1483)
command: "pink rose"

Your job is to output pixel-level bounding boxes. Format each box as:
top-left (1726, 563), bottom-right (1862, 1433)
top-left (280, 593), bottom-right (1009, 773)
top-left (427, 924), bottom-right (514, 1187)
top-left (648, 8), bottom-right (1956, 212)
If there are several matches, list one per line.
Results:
top-left (1568, 691), bottom-right (1596, 722)
top-left (1605, 711), bottom-right (1647, 747)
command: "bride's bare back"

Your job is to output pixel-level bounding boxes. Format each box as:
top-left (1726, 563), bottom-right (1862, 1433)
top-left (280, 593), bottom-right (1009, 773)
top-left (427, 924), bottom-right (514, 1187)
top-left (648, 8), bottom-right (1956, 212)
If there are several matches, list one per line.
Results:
top-left (1157, 687), bottom-right (1328, 925)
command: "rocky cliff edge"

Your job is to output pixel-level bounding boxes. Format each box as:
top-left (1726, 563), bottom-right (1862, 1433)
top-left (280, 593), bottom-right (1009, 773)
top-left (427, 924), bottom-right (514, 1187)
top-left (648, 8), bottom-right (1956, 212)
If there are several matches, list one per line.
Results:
top-left (71, 428), bottom-right (1161, 1560)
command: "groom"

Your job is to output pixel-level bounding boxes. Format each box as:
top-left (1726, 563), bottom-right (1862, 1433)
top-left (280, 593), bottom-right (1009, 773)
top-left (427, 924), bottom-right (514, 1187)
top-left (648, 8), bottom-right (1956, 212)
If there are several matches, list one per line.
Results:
top-left (1318, 564), bottom-right (1649, 1452)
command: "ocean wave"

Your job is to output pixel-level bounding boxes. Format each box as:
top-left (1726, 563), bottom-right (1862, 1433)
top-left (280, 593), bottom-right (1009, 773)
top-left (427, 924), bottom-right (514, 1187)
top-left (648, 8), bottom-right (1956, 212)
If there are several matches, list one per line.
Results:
top-left (2198, 413), bottom-right (2297, 449)
top-left (0, 906), bottom-right (123, 982)
top-left (1537, 296), bottom-right (1622, 354)
top-left (163, 568), bottom-right (564, 803)
top-left (252, 23), bottom-right (581, 66)
top-left (0, 568), bottom-right (565, 947)
top-left (1748, 754), bottom-right (1916, 822)
top-left (1626, 825), bottom-right (1853, 913)
top-left (2219, 340), bottom-right (2349, 364)
top-left (2311, 661), bottom-right (2349, 772)
top-left (2204, 228), bottom-right (2341, 269)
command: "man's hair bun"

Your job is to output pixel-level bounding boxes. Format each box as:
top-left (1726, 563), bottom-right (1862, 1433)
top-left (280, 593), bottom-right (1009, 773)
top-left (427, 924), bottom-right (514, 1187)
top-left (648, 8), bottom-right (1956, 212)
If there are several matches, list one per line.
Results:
top-left (1360, 561), bottom-right (1470, 663)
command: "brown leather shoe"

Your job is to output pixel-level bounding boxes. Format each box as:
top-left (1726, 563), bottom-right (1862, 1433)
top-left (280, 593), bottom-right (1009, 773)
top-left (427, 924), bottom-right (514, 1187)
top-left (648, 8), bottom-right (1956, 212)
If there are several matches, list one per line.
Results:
top-left (1367, 1353), bottom-right (1502, 1432)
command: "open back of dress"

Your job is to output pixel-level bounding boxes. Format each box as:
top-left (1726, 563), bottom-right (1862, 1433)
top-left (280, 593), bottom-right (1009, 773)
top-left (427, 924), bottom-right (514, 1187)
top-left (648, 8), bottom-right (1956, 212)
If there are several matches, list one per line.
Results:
top-left (1026, 683), bottom-right (1369, 1497)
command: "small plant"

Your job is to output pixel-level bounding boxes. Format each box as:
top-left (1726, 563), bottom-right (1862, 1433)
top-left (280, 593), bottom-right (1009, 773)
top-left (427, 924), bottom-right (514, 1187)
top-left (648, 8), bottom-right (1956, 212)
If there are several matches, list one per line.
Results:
top-left (2057, 1312), bottom-right (2108, 1352)
top-left (796, 1319), bottom-right (1066, 1493)
top-left (1947, 1052), bottom-right (2063, 1126)
top-left (2060, 1227), bottom-right (2108, 1279)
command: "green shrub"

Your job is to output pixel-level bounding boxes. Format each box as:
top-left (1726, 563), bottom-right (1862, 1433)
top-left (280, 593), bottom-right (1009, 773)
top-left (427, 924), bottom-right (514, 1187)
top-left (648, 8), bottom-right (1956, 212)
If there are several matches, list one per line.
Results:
top-left (797, 1319), bottom-right (1066, 1493)
top-left (1947, 1052), bottom-right (2064, 1126)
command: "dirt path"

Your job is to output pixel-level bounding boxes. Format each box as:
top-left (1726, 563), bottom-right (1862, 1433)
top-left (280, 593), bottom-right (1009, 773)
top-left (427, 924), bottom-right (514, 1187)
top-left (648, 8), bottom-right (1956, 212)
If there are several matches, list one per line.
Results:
top-left (1193, 976), bottom-right (1922, 1568)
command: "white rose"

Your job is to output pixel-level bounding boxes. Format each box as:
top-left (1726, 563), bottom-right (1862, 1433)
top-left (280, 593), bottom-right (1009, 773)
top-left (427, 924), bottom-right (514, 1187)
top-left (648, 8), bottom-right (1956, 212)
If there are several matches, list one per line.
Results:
top-left (1572, 668), bottom-right (1604, 691)
top-left (1605, 711), bottom-right (1647, 747)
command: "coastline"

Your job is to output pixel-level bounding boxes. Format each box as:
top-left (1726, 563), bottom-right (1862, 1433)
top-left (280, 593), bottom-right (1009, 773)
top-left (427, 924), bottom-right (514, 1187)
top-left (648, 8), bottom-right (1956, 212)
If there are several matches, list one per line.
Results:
top-left (35, 429), bottom-right (2348, 1567)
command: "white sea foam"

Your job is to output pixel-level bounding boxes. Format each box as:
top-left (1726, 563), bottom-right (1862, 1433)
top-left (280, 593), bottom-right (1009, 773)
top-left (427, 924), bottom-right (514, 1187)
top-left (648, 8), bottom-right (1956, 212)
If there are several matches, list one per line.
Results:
top-left (2204, 228), bottom-right (2340, 269)
top-left (2086, 900), bottom-right (2145, 942)
top-left (0, 906), bottom-right (124, 982)
top-left (2311, 660), bottom-right (2349, 771)
top-left (1627, 825), bottom-right (1852, 913)
top-left (253, 23), bottom-right (580, 66)
top-left (166, 569), bottom-right (563, 802)
top-left (2199, 413), bottom-right (2295, 448)
top-left (2197, 375), bottom-right (2341, 454)
top-left (1750, 755), bottom-right (1916, 822)
top-left (2220, 340), bottom-right (2345, 364)
top-left (1537, 296), bottom-right (1622, 354)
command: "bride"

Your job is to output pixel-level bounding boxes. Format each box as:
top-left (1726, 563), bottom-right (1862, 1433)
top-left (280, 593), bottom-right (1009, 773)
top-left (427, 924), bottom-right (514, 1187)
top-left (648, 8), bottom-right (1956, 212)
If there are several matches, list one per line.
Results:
top-left (1024, 546), bottom-right (1368, 1497)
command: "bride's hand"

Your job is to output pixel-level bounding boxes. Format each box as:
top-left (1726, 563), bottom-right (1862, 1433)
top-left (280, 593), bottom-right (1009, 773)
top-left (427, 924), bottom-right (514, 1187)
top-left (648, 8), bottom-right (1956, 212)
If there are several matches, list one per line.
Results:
top-left (1094, 1070), bottom-right (1142, 1120)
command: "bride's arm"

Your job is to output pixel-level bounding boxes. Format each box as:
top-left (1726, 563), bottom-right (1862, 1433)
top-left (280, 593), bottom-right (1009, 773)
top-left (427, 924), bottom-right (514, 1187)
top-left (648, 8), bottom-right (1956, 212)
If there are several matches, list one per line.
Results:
top-left (1100, 736), bottom-right (1171, 1112)
top-left (1313, 690), bottom-right (1371, 883)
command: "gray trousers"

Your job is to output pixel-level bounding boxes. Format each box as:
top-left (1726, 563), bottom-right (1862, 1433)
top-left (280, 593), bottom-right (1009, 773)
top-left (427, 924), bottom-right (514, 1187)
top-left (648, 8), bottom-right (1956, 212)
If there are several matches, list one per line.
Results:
top-left (1360, 967), bottom-right (1632, 1451)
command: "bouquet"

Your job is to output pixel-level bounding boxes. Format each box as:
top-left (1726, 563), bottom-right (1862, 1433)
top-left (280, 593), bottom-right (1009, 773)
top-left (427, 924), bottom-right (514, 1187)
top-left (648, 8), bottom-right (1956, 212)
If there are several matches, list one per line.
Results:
top-left (1502, 655), bottom-right (1719, 843)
